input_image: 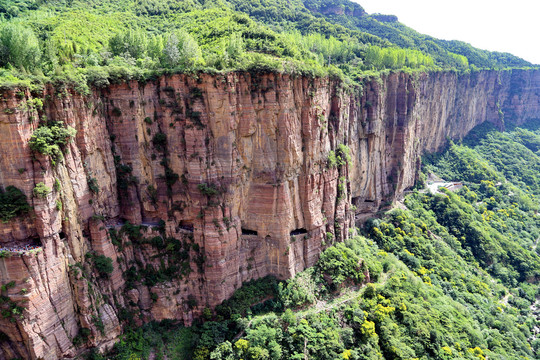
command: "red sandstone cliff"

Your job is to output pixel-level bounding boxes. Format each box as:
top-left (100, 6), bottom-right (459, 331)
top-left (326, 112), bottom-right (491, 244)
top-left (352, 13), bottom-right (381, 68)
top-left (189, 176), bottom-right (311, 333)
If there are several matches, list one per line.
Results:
top-left (0, 69), bottom-right (538, 359)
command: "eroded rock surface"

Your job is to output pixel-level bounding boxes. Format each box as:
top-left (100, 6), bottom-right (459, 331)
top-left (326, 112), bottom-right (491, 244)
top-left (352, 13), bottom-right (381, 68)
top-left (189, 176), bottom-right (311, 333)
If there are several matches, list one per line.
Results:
top-left (0, 69), bottom-right (538, 359)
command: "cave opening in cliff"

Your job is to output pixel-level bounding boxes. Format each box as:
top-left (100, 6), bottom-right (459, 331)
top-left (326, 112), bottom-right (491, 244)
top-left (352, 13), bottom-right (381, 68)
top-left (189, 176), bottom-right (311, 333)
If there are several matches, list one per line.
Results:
top-left (241, 228), bottom-right (258, 236)
top-left (290, 228), bottom-right (308, 236)
top-left (0, 330), bottom-right (9, 342)
top-left (179, 221), bottom-right (194, 232)
top-left (59, 231), bottom-right (66, 239)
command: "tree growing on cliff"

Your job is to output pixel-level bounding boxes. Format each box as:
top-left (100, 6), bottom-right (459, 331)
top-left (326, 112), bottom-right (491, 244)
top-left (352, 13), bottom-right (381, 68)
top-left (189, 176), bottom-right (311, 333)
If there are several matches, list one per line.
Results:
top-left (0, 186), bottom-right (31, 222)
top-left (90, 254), bottom-right (114, 278)
top-left (33, 182), bottom-right (51, 198)
top-left (29, 121), bottom-right (76, 164)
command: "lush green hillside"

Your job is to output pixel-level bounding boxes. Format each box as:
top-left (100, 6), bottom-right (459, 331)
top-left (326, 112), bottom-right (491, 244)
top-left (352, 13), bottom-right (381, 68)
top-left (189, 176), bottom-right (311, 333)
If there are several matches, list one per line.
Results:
top-left (87, 124), bottom-right (540, 360)
top-left (0, 0), bottom-right (535, 90)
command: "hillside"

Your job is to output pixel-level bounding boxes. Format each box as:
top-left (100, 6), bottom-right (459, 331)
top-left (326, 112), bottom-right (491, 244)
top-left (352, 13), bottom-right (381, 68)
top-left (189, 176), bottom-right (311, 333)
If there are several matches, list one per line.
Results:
top-left (0, 1), bottom-right (539, 359)
top-left (0, 0), bottom-right (534, 91)
top-left (96, 122), bottom-right (540, 360)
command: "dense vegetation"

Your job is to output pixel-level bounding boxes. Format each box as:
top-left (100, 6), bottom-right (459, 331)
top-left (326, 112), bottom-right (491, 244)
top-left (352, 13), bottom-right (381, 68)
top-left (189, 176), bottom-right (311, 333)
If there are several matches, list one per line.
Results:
top-left (89, 123), bottom-right (539, 359)
top-left (0, 0), bottom-right (535, 91)
top-left (0, 185), bottom-right (30, 222)
top-left (29, 121), bottom-right (77, 164)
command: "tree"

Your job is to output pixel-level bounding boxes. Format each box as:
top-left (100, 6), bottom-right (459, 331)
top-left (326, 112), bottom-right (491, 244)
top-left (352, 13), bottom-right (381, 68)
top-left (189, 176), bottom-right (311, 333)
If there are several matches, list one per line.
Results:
top-left (0, 186), bottom-right (31, 222)
top-left (163, 33), bottom-right (181, 67)
top-left (162, 30), bottom-right (203, 68)
top-left (109, 29), bottom-right (148, 60)
top-left (0, 23), bottom-right (41, 70)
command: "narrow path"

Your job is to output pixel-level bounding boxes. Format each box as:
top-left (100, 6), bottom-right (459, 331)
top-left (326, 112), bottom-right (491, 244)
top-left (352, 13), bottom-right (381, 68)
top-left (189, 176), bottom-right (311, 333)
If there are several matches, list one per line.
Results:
top-left (298, 271), bottom-right (391, 319)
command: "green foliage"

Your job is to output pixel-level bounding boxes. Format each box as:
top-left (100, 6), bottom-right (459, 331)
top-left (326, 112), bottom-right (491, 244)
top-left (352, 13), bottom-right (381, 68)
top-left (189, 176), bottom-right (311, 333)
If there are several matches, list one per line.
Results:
top-left (103, 121), bottom-right (540, 360)
top-left (278, 269), bottom-right (317, 308)
top-left (327, 145), bottom-right (350, 168)
top-left (198, 183), bottom-right (220, 197)
top-left (0, 23), bottom-right (41, 70)
top-left (32, 182), bottom-right (50, 198)
top-left (87, 176), bottom-right (99, 194)
top-left (29, 121), bottom-right (76, 164)
top-left (109, 29), bottom-right (149, 60)
top-left (0, 0), bottom-right (533, 90)
top-left (0, 186), bottom-right (30, 222)
top-left (336, 144), bottom-right (351, 166)
top-left (364, 45), bottom-right (435, 70)
top-left (91, 254), bottom-right (114, 278)
top-left (216, 276), bottom-right (280, 319)
top-left (316, 243), bottom-right (365, 290)
top-left (162, 30), bottom-right (204, 69)
top-left (117, 221), bottom-right (193, 288)
top-left (327, 150), bottom-right (337, 168)
top-left (152, 132), bottom-right (167, 152)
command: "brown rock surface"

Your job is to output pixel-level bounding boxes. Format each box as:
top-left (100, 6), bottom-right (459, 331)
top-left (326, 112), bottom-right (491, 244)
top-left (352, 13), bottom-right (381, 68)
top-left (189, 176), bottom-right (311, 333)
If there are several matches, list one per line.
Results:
top-left (0, 69), bottom-right (538, 358)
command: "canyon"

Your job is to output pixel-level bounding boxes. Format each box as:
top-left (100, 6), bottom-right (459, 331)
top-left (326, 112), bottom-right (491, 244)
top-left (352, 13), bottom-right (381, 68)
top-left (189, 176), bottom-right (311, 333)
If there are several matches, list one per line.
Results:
top-left (0, 68), bottom-right (539, 359)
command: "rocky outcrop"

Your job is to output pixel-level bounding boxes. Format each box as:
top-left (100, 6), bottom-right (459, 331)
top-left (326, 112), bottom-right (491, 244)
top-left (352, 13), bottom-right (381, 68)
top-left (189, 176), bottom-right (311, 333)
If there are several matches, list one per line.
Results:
top-left (0, 68), bottom-right (538, 359)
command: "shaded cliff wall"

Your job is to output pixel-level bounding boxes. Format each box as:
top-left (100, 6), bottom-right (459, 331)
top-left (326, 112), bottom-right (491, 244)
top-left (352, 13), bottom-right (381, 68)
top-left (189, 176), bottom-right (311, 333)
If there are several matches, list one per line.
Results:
top-left (0, 69), bottom-right (538, 359)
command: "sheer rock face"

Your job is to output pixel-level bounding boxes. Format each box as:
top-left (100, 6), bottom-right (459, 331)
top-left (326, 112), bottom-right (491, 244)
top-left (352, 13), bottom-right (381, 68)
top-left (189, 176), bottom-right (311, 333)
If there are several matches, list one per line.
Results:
top-left (0, 69), bottom-right (538, 359)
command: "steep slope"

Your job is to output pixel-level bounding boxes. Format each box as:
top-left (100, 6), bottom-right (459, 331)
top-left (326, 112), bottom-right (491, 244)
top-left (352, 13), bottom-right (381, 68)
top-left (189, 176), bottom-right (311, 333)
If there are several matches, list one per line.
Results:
top-left (0, 68), bottom-right (538, 358)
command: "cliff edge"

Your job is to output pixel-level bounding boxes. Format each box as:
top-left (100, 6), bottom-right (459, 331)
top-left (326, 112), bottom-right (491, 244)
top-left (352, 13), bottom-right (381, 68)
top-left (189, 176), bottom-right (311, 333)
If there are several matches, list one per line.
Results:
top-left (0, 69), bottom-right (538, 359)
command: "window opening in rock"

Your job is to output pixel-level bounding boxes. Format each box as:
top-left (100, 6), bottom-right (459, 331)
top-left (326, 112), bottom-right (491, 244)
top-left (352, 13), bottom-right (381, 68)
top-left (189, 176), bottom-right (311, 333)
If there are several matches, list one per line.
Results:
top-left (290, 228), bottom-right (308, 236)
top-left (242, 228), bottom-right (258, 236)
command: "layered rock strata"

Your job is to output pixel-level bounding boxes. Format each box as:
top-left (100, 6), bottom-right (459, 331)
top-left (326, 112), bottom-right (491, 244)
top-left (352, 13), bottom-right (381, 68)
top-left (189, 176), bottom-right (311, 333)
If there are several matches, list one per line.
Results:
top-left (0, 69), bottom-right (538, 359)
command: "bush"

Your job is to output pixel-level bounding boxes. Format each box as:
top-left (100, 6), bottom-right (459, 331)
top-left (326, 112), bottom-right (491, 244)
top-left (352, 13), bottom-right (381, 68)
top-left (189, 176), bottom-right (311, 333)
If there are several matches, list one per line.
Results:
top-left (87, 177), bottom-right (99, 194)
top-left (0, 186), bottom-right (31, 222)
top-left (0, 23), bottom-right (41, 70)
top-left (278, 270), bottom-right (317, 308)
top-left (29, 121), bottom-right (76, 164)
top-left (316, 243), bottom-right (364, 290)
top-left (197, 183), bottom-right (220, 197)
top-left (93, 254), bottom-right (114, 278)
top-left (152, 132), bottom-right (167, 151)
top-left (327, 151), bottom-right (337, 168)
top-left (33, 183), bottom-right (51, 198)
top-left (336, 144), bottom-right (351, 166)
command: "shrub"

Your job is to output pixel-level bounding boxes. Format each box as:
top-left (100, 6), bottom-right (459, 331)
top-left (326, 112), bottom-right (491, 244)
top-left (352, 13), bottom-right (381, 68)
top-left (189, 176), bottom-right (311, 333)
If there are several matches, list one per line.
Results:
top-left (326, 232), bottom-right (334, 242)
top-left (112, 107), bottom-right (122, 117)
top-left (327, 150), bottom-right (337, 168)
top-left (0, 186), bottom-right (31, 222)
top-left (29, 121), bottom-right (76, 164)
top-left (336, 144), bottom-right (351, 166)
top-left (278, 270), bottom-right (317, 308)
top-left (33, 183), bottom-right (51, 198)
top-left (165, 168), bottom-right (179, 187)
top-left (197, 183), bottom-right (220, 197)
top-left (0, 23), bottom-right (41, 70)
top-left (87, 177), bottom-right (99, 194)
top-left (152, 132), bottom-right (167, 151)
top-left (316, 243), bottom-right (364, 290)
top-left (92, 254), bottom-right (114, 278)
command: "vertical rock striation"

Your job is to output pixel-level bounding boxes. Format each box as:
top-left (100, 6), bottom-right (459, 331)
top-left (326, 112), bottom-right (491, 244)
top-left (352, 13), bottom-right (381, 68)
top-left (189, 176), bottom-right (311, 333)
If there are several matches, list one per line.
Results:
top-left (0, 69), bottom-right (538, 358)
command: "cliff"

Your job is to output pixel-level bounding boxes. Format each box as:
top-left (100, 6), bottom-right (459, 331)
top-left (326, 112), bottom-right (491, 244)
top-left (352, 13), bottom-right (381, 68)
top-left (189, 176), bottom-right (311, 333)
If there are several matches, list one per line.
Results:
top-left (0, 69), bottom-right (538, 359)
